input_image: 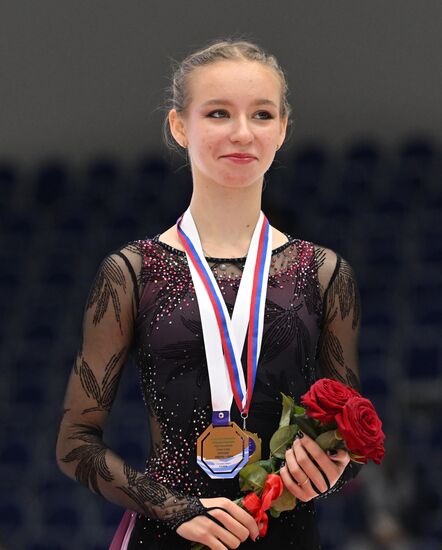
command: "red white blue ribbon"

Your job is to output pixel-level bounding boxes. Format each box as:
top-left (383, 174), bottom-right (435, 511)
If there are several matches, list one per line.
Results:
top-left (177, 208), bottom-right (272, 419)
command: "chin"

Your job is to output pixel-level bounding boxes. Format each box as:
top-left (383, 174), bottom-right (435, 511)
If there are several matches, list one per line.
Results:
top-left (195, 162), bottom-right (265, 189)
top-left (218, 177), bottom-right (263, 190)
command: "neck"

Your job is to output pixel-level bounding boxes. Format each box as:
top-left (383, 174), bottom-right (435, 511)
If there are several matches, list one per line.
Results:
top-left (188, 182), bottom-right (263, 257)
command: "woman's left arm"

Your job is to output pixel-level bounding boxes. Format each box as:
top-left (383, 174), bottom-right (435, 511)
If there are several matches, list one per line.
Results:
top-left (280, 249), bottom-right (363, 501)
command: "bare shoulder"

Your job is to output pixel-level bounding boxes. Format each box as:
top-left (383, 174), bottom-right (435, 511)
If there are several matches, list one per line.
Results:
top-left (158, 225), bottom-right (184, 251)
top-left (271, 226), bottom-right (291, 248)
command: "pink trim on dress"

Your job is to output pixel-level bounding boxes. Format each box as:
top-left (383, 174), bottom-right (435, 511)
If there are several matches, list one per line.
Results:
top-left (109, 510), bottom-right (137, 550)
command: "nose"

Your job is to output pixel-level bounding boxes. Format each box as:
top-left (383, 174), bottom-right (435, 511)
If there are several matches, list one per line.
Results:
top-left (230, 114), bottom-right (254, 144)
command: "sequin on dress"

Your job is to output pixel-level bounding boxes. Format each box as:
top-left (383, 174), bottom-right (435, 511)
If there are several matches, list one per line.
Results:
top-left (56, 232), bottom-right (363, 549)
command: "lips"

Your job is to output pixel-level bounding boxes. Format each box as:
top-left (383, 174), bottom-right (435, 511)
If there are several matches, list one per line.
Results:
top-left (222, 154), bottom-right (257, 159)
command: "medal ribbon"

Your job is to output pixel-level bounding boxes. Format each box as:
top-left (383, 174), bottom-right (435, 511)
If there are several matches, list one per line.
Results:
top-left (177, 208), bottom-right (272, 418)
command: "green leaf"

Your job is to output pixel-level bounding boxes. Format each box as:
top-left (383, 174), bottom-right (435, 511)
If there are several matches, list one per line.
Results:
top-left (290, 414), bottom-right (318, 439)
top-left (254, 459), bottom-right (274, 474)
top-left (279, 393), bottom-right (295, 428)
top-left (270, 456), bottom-right (281, 471)
top-left (269, 508), bottom-right (281, 518)
top-left (294, 404), bottom-right (305, 415)
top-left (315, 430), bottom-right (338, 451)
top-left (318, 421), bottom-right (338, 433)
top-left (239, 463), bottom-right (268, 493)
top-left (269, 425), bottom-right (298, 459)
top-left (270, 486), bottom-right (297, 513)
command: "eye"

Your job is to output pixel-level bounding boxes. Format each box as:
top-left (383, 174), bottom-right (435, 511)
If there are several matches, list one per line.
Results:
top-left (255, 111), bottom-right (274, 120)
top-left (207, 110), bottom-right (228, 118)
top-left (206, 109), bottom-right (274, 120)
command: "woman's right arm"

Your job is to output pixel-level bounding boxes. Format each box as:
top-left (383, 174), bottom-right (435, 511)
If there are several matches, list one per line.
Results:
top-left (55, 245), bottom-right (258, 548)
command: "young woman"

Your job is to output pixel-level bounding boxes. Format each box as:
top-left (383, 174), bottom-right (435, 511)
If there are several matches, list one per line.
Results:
top-left (56, 38), bottom-right (362, 549)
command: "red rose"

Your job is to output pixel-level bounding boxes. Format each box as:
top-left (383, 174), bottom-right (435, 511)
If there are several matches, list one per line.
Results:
top-left (336, 396), bottom-right (385, 464)
top-left (301, 378), bottom-right (360, 424)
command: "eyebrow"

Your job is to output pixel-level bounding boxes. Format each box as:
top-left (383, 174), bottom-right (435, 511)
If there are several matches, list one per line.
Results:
top-left (201, 98), bottom-right (278, 108)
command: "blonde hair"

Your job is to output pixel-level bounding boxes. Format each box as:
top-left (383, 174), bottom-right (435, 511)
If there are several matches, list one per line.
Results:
top-left (161, 36), bottom-right (293, 156)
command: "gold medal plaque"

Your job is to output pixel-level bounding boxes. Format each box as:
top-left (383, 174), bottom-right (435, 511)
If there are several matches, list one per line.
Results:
top-left (196, 422), bottom-right (250, 478)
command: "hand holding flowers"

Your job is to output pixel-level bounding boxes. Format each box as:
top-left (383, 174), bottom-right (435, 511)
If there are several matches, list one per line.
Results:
top-left (191, 378), bottom-right (385, 549)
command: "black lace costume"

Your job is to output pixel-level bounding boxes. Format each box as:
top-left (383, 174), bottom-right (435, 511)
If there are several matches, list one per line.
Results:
top-left (56, 232), bottom-right (363, 549)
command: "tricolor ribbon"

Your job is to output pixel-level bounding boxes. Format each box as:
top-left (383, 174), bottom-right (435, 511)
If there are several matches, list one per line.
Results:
top-left (177, 208), bottom-right (272, 419)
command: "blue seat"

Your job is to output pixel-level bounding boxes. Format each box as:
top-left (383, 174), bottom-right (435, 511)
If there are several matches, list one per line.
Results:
top-left (412, 301), bottom-right (442, 328)
top-left (86, 157), bottom-right (121, 194)
top-left (418, 231), bottom-right (442, 262)
top-left (361, 310), bottom-right (395, 332)
top-left (12, 383), bottom-right (46, 407)
top-left (359, 346), bottom-right (388, 376)
top-left (109, 213), bottom-right (140, 239)
top-left (79, 157), bottom-right (122, 217)
top-left (1, 215), bottom-right (36, 250)
top-left (99, 501), bottom-right (126, 528)
top-left (33, 160), bottom-right (71, 207)
top-left (12, 355), bottom-right (47, 374)
top-left (0, 441), bottom-right (31, 471)
top-left (0, 271), bottom-right (21, 311)
top-left (29, 544), bottom-right (64, 550)
top-left (398, 136), bottom-right (435, 179)
top-left (360, 374), bottom-right (389, 399)
top-left (43, 505), bottom-right (80, 531)
top-left (24, 322), bottom-right (56, 347)
top-left (320, 200), bottom-right (353, 225)
top-left (0, 502), bottom-right (24, 530)
top-left (406, 346), bottom-right (440, 378)
top-left (0, 161), bottom-right (18, 213)
top-left (135, 155), bottom-right (169, 188)
top-left (114, 440), bottom-right (146, 464)
top-left (373, 196), bottom-right (408, 224)
top-left (342, 140), bottom-right (381, 200)
top-left (53, 215), bottom-right (87, 251)
top-left (40, 266), bottom-right (75, 292)
top-left (411, 282), bottom-right (442, 303)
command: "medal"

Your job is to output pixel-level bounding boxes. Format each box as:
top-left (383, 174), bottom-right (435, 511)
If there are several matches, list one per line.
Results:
top-left (177, 209), bottom-right (272, 478)
top-left (244, 431), bottom-right (262, 463)
top-left (196, 422), bottom-right (249, 478)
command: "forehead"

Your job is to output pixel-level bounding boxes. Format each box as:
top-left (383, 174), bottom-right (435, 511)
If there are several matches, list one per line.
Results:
top-left (188, 60), bottom-right (281, 103)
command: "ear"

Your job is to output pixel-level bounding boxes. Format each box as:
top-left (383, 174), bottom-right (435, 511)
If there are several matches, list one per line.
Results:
top-left (168, 109), bottom-right (187, 148)
top-left (278, 115), bottom-right (288, 148)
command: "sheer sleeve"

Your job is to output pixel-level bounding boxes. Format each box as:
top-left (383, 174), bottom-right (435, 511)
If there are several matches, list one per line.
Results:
top-left (55, 242), bottom-right (205, 530)
top-left (313, 246), bottom-right (364, 498)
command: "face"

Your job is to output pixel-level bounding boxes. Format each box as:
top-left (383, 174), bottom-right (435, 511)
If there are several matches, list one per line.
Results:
top-left (169, 60), bottom-right (288, 190)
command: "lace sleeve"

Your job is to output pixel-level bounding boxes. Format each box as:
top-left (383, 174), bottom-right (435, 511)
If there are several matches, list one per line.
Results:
top-left (313, 247), bottom-right (364, 499)
top-left (55, 242), bottom-right (205, 530)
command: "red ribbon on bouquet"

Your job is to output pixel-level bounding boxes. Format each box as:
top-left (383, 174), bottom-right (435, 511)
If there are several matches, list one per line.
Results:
top-left (241, 474), bottom-right (283, 537)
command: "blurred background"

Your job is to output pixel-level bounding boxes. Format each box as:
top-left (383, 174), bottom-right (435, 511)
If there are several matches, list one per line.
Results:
top-left (0, 1), bottom-right (441, 549)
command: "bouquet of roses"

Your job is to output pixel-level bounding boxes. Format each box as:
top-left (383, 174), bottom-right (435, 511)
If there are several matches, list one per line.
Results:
top-left (192, 378), bottom-right (385, 549)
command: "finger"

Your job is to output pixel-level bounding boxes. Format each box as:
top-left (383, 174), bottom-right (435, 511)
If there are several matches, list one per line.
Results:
top-left (327, 448), bottom-right (351, 466)
top-left (227, 501), bottom-right (260, 541)
top-left (201, 498), bottom-right (259, 541)
top-left (280, 464), bottom-right (304, 498)
top-left (285, 448), bottom-right (309, 486)
top-left (204, 534), bottom-right (228, 550)
top-left (176, 516), bottom-right (228, 548)
top-left (205, 518), bottom-right (241, 549)
top-left (295, 432), bottom-right (338, 484)
top-left (206, 508), bottom-right (249, 543)
top-left (293, 439), bottom-right (329, 493)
